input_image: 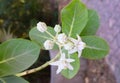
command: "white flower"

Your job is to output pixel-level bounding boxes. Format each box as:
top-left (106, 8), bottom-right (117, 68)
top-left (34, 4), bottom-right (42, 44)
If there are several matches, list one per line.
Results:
top-left (68, 35), bottom-right (86, 57)
top-left (50, 53), bottom-right (75, 74)
top-left (44, 40), bottom-right (54, 50)
top-left (57, 33), bottom-right (67, 44)
top-left (64, 41), bottom-right (74, 50)
top-left (54, 24), bottom-right (61, 33)
top-left (37, 22), bottom-right (47, 32)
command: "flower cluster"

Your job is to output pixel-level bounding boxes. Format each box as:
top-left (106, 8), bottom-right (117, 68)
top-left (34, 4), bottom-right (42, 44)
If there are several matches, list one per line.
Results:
top-left (37, 22), bottom-right (86, 74)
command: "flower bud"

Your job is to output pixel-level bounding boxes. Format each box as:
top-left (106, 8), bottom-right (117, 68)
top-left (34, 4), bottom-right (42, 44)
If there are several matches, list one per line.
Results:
top-left (64, 42), bottom-right (74, 50)
top-left (57, 33), bottom-right (67, 44)
top-left (44, 40), bottom-right (54, 50)
top-left (54, 25), bottom-right (61, 33)
top-left (37, 22), bottom-right (47, 32)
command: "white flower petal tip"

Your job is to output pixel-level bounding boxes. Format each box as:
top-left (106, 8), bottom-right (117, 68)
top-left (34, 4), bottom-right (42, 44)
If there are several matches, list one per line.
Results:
top-left (78, 42), bottom-right (86, 50)
top-left (78, 51), bottom-right (82, 57)
top-left (44, 40), bottom-right (54, 50)
top-left (37, 22), bottom-right (47, 32)
top-left (66, 59), bottom-right (75, 62)
top-left (56, 69), bottom-right (61, 74)
top-left (76, 34), bottom-right (82, 41)
top-left (68, 64), bottom-right (74, 70)
top-left (54, 24), bottom-right (61, 33)
top-left (57, 33), bottom-right (67, 44)
top-left (50, 53), bottom-right (74, 74)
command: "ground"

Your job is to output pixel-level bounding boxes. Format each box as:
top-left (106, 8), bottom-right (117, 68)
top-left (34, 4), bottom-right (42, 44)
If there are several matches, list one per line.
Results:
top-left (85, 59), bottom-right (116, 83)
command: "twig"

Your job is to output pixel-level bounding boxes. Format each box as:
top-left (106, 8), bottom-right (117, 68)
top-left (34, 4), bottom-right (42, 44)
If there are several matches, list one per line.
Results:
top-left (16, 52), bottom-right (60, 77)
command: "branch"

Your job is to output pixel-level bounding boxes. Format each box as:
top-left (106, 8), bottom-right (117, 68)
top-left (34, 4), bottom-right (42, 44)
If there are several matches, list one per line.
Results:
top-left (16, 52), bottom-right (60, 77)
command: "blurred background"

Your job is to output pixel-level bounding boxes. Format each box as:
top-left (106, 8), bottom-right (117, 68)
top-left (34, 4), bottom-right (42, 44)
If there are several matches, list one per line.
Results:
top-left (0, 0), bottom-right (120, 83)
top-left (0, 0), bottom-right (58, 83)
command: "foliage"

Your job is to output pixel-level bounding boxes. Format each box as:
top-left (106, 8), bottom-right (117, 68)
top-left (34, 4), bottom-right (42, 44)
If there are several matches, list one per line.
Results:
top-left (0, 0), bottom-right (39, 37)
top-left (0, 76), bottom-right (29, 83)
top-left (61, 0), bottom-right (88, 38)
top-left (0, 28), bottom-right (15, 42)
top-left (81, 9), bottom-right (100, 36)
top-left (0, 39), bottom-right (40, 77)
top-left (29, 27), bottom-right (56, 49)
top-left (0, 0), bottom-right (58, 38)
top-left (0, 0), bottom-right (109, 82)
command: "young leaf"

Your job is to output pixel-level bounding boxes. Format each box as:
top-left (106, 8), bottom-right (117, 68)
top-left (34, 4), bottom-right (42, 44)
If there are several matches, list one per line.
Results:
top-left (81, 36), bottom-right (109, 59)
top-left (29, 27), bottom-right (58, 49)
top-left (0, 76), bottom-right (29, 83)
top-left (81, 9), bottom-right (100, 36)
top-left (61, 0), bottom-right (88, 38)
top-left (61, 53), bottom-right (80, 79)
top-left (0, 39), bottom-right (40, 77)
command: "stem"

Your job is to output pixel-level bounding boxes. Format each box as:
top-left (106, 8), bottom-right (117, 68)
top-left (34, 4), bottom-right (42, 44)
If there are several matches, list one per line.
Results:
top-left (58, 46), bottom-right (62, 55)
top-left (16, 53), bottom-right (60, 77)
top-left (46, 31), bottom-right (55, 38)
top-left (68, 53), bottom-right (70, 59)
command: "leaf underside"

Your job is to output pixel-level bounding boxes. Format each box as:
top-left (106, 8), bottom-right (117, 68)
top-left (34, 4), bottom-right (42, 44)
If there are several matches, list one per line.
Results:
top-left (0, 39), bottom-right (40, 77)
top-left (81, 36), bottom-right (109, 59)
top-left (0, 76), bottom-right (29, 83)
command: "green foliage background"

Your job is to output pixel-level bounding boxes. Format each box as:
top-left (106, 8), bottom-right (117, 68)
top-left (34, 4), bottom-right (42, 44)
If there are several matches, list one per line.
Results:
top-left (0, 0), bottom-right (58, 38)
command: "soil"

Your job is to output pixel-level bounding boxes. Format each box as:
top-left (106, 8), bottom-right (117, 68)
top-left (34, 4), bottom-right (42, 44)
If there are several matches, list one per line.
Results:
top-left (85, 59), bottom-right (116, 83)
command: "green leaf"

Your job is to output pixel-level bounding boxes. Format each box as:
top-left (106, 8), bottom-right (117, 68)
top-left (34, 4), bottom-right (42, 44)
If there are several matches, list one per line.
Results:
top-left (81, 9), bottom-right (100, 36)
top-left (81, 36), bottom-right (109, 59)
top-left (0, 39), bottom-right (40, 77)
top-left (29, 27), bottom-right (58, 49)
top-left (61, 0), bottom-right (88, 38)
top-left (0, 76), bottom-right (29, 83)
top-left (61, 53), bottom-right (80, 79)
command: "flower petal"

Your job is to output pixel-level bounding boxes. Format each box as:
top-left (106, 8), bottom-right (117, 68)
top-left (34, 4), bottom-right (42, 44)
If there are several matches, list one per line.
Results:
top-left (68, 64), bottom-right (74, 70)
top-left (69, 37), bottom-right (77, 44)
top-left (68, 47), bottom-right (77, 54)
top-left (78, 42), bottom-right (85, 50)
top-left (56, 65), bottom-right (64, 74)
top-left (60, 53), bottom-right (66, 60)
top-left (78, 50), bottom-right (82, 57)
top-left (66, 59), bottom-right (75, 62)
top-left (57, 33), bottom-right (67, 44)
top-left (76, 34), bottom-right (82, 41)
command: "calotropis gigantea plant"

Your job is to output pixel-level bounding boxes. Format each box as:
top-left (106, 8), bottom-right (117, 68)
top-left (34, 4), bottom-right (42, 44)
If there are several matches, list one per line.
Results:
top-left (0, 0), bottom-right (109, 82)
